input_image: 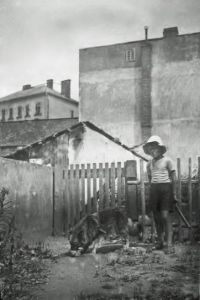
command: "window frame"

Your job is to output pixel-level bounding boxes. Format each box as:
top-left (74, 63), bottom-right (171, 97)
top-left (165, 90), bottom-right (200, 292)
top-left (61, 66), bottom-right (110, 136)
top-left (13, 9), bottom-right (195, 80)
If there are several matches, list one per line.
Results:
top-left (1, 109), bottom-right (6, 122)
top-left (25, 105), bottom-right (31, 118)
top-left (34, 102), bottom-right (42, 116)
top-left (16, 106), bottom-right (22, 119)
top-left (125, 49), bottom-right (136, 62)
top-left (8, 108), bottom-right (13, 120)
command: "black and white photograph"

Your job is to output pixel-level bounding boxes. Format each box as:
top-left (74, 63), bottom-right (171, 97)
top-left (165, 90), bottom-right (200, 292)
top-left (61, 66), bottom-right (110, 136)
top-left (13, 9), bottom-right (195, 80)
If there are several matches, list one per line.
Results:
top-left (0, 0), bottom-right (200, 299)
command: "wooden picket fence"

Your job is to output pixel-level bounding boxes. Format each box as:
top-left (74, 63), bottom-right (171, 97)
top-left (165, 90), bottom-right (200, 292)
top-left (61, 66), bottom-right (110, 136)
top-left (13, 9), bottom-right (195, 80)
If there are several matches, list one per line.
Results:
top-left (58, 158), bottom-right (200, 243)
top-left (66, 162), bottom-right (126, 230)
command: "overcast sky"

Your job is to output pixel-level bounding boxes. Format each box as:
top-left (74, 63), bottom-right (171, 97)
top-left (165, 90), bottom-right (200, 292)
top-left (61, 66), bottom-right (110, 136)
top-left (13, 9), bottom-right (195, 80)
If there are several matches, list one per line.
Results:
top-left (0, 0), bottom-right (200, 101)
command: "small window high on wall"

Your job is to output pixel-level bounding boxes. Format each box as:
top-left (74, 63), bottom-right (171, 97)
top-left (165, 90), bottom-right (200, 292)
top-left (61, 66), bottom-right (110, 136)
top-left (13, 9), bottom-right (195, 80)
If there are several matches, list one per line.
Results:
top-left (125, 49), bottom-right (136, 62)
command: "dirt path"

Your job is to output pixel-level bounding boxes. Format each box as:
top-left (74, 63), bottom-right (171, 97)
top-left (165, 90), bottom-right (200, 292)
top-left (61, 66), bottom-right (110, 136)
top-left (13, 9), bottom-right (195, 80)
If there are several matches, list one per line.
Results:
top-left (32, 238), bottom-right (200, 300)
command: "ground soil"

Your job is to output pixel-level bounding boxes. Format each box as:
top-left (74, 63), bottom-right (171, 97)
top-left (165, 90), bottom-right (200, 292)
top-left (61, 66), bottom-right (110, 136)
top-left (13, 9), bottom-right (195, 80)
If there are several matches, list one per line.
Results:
top-left (29, 237), bottom-right (199, 300)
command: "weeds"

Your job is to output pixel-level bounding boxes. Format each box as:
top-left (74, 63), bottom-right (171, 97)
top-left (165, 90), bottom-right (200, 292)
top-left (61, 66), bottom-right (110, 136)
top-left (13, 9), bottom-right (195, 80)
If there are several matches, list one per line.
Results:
top-left (0, 188), bottom-right (52, 299)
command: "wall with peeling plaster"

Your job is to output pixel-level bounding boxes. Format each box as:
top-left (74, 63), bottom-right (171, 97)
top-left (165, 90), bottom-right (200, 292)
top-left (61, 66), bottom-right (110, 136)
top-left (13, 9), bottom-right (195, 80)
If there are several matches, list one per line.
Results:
top-left (79, 31), bottom-right (200, 173)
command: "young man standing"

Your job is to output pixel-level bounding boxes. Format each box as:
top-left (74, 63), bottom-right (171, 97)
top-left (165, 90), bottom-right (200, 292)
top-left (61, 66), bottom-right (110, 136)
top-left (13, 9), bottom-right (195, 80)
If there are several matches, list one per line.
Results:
top-left (143, 136), bottom-right (177, 254)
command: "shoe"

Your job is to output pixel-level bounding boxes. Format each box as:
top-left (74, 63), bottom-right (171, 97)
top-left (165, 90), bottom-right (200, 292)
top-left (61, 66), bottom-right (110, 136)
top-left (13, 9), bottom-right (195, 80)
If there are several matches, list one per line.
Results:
top-left (164, 245), bottom-right (175, 254)
top-left (152, 243), bottom-right (164, 250)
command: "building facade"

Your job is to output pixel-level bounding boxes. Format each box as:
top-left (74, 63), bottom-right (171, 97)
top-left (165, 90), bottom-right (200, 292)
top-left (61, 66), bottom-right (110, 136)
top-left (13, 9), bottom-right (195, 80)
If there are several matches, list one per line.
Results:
top-left (79, 27), bottom-right (200, 171)
top-left (0, 79), bottom-right (79, 122)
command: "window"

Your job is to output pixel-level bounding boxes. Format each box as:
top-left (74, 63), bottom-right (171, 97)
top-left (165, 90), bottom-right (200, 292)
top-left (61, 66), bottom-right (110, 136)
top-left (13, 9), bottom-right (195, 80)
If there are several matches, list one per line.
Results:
top-left (17, 106), bottom-right (22, 119)
top-left (35, 103), bottom-right (41, 116)
top-left (71, 110), bottom-right (74, 118)
top-left (125, 49), bottom-right (136, 62)
top-left (25, 105), bottom-right (30, 117)
top-left (8, 108), bottom-right (13, 120)
top-left (1, 109), bottom-right (6, 122)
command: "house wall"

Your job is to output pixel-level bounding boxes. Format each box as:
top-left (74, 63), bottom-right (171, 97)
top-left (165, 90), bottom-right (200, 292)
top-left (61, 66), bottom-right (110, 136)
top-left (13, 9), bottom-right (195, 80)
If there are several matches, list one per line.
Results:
top-left (79, 31), bottom-right (200, 174)
top-left (79, 42), bottom-right (143, 146)
top-left (68, 125), bottom-right (142, 177)
top-left (48, 95), bottom-right (79, 119)
top-left (151, 33), bottom-right (200, 173)
top-left (0, 95), bottom-right (48, 122)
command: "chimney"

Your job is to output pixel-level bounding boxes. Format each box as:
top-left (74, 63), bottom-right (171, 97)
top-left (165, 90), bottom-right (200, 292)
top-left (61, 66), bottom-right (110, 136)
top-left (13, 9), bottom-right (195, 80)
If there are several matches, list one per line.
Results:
top-left (163, 27), bottom-right (179, 38)
top-left (144, 26), bottom-right (149, 41)
top-left (61, 79), bottom-right (71, 98)
top-left (23, 84), bottom-right (31, 91)
top-left (47, 79), bottom-right (53, 89)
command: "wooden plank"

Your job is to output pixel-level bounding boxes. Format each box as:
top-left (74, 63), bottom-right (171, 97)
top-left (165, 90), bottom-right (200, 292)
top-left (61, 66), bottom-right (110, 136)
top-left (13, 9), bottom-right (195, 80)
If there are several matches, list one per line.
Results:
top-left (54, 165), bottom-right (64, 236)
top-left (99, 163), bottom-right (104, 211)
top-left (140, 159), bottom-right (146, 242)
top-left (70, 165), bottom-right (74, 228)
top-left (52, 169), bottom-right (55, 236)
top-left (64, 168), bottom-right (70, 237)
top-left (177, 158), bottom-right (182, 242)
top-left (117, 162), bottom-right (122, 206)
top-left (111, 163), bottom-right (116, 207)
top-left (87, 164), bottom-right (91, 215)
top-left (105, 163), bottom-right (110, 208)
top-left (198, 157), bottom-right (200, 227)
top-left (92, 163), bottom-right (97, 213)
top-left (68, 167), bottom-right (125, 178)
top-left (75, 165), bottom-right (80, 223)
top-left (188, 158), bottom-right (193, 242)
top-left (81, 164), bottom-right (85, 219)
top-left (124, 160), bottom-right (138, 220)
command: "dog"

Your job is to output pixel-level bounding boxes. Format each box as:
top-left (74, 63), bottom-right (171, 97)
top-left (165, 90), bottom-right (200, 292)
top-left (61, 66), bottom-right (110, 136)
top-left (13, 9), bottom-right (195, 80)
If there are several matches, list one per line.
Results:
top-left (69, 206), bottom-right (144, 255)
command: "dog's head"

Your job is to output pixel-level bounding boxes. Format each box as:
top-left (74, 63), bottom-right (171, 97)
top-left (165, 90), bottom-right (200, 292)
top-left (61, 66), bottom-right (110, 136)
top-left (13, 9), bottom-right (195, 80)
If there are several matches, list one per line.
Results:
top-left (69, 215), bottom-right (106, 252)
top-left (69, 227), bottom-right (86, 251)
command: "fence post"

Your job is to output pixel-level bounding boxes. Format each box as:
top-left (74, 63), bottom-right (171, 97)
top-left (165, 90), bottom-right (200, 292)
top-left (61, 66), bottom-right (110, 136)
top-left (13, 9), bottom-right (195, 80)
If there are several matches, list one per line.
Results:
top-left (124, 160), bottom-right (138, 220)
top-left (92, 163), bottom-right (97, 213)
top-left (81, 164), bottom-right (85, 218)
top-left (99, 163), bottom-right (104, 211)
top-left (111, 163), bottom-right (116, 207)
top-left (75, 165), bottom-right (80, 224)
top-left (188, 158), bottom-right (193, 243)
top-left (117, 162), bottom-right (122, 206)
top-left (177, 158), bottom-right (182, 242)
top-left (140, 159), bottom-right (146, 242)
top-left (198, 157), bottom-right (200, 227)
top-left (52, 168), bottom-right (55, 236)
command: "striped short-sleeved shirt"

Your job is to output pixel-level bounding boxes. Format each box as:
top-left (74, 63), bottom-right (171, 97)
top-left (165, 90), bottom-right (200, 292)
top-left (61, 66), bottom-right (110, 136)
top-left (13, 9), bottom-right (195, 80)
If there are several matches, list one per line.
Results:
top-left (147, 156), bottom-right (175, 183)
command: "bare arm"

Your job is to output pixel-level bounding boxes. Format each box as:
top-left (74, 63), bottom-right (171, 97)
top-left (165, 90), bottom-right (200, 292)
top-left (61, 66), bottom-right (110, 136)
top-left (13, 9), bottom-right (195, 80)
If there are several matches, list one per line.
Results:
top-left (148, 175), bottom-right (151, 183)
top-left (170, 170), bottom-right (178, 201)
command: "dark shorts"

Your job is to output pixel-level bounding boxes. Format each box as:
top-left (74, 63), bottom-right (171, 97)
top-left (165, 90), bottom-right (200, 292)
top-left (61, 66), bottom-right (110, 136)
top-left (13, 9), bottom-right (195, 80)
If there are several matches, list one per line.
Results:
top-left (149, 183), bottom-right (174, 212)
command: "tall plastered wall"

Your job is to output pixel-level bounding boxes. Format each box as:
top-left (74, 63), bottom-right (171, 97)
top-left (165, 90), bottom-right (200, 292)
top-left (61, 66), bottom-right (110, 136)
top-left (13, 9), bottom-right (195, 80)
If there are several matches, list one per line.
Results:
top-left (80, 32), bottom-right (200, 173)
top-left (79, 43), bottom-right (143, 147)
top-left (151, 33), bottom-right (200, 173)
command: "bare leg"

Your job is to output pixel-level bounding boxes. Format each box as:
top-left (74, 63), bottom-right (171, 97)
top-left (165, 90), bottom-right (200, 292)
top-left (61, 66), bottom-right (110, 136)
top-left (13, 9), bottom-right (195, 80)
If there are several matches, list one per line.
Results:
top-left (160, 210), bottom-right (173, 246)
top-left (153, 212), bottom-right (165, 247)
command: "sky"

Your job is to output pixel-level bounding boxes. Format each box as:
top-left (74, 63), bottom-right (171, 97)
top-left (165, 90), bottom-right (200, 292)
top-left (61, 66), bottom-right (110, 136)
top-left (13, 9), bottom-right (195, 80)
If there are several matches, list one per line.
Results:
top-left (0, 0), bottom-right (200, 101)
